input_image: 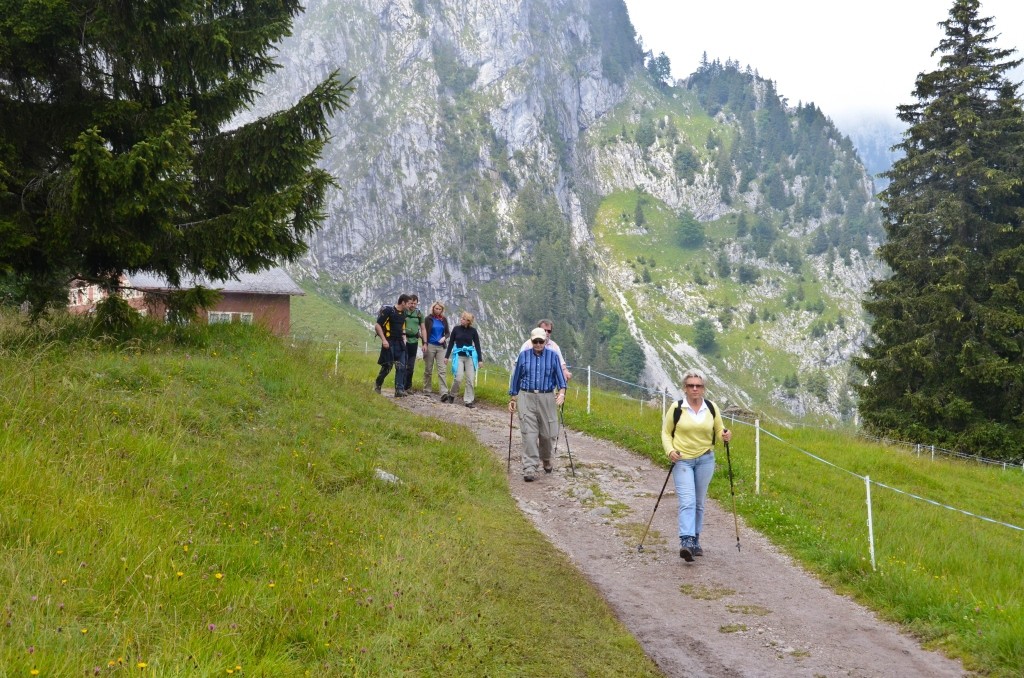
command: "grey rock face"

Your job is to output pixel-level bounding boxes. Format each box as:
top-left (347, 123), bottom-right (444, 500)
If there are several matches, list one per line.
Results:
top-left (249, 0), bottom-right (883, 421)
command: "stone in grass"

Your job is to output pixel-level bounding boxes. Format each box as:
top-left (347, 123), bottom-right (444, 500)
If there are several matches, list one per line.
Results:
top-left (375, 468), bottom-right (402, 484)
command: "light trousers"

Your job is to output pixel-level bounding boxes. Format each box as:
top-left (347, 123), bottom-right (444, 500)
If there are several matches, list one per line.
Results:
top-left (422, 343), bottom-right (449, 395)
top-left (451, 355), bottom-right (476, 403)
top-left (673, 451), bottom-right (715, 538)
top-left (517, 391), bottom-right (558, 475)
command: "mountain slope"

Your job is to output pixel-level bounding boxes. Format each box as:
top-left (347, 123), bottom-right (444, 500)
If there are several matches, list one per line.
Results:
top-left (585, 64), bottom-right (884, 417)
top-left (252, 0), bottom-right (884, 421)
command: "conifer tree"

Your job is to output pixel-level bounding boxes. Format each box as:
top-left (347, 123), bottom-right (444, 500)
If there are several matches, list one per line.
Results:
top-left (856, 0), bottom-right (1024, 459)
top-left (0, 1), bottom-right (353, 313)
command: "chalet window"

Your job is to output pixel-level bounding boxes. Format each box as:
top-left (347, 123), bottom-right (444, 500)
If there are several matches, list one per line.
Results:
top-left (208, 311), bottom-right (254, 325)
top-left (208, 312), bottom-right (232, 324)
top-left (166, 309), bottom-right (189, 326)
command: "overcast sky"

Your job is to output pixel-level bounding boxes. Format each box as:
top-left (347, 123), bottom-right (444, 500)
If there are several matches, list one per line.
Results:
top-left (623, 0), bottom-right (1024, 126)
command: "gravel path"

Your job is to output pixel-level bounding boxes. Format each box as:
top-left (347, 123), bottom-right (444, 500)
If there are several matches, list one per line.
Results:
top-left (396, 391), bottom-right (968, 677)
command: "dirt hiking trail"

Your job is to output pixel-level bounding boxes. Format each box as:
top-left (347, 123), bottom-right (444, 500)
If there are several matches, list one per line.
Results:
top-left (396, 392), bottom-right (967, 677)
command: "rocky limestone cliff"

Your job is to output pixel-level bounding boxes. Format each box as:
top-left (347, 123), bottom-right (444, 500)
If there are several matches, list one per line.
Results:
top-left (250, 0), bottom-right (886, 422)
top-left (254, 0), bottom-right (623, 316)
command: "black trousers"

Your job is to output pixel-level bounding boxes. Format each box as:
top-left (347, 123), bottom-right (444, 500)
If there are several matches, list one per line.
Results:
top-left (375, 342), bottom-right (407, 391)
top-left (403, 342), bottom-right (419, 390)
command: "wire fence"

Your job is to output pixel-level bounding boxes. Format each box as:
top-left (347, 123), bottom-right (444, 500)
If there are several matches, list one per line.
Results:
top-left (581, 364), bottom-right (1024, 470)
top-left (291, 334), bottom-right (1024, 470)
top-left (300, 336), bottom-right (1022, 571)
top-left (851, 431), bottom-right (1024, 471)
top-left (728, 416), bottom-right (1024, 570)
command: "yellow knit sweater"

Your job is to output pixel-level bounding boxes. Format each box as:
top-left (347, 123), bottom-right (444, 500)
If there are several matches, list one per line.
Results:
top-left (661, 399), bottom-right (724, 459)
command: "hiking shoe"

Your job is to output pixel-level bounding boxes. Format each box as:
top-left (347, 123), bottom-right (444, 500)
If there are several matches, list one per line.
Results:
top-left (374, 384), bottom-right (382, 394)
top-left (679, 536), bottom-right (695, 562)
top-left (523, 474), bottom-right (535, 482)
top-left (693, 535), bottom-right (704, 557)
top-left (395, 390), bottom-right (409, 398)
top-left (465, 401), bottom-right (476, 409)
top-left (543, 462), bottom-right (553, 473)
top-left (441, 394), bottom-right (452, 403)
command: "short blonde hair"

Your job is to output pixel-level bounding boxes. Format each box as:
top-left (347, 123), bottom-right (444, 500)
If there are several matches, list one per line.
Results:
top-left (431, 301), bottom-right (445, 313)
top-left (682, 369), bottom-right (707, 386)
top-left (460, 311), bottom-right (475, 325)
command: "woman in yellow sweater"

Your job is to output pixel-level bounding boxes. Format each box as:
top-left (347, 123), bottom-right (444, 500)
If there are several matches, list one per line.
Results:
top-left (661, 369), bottom-right (732, 562)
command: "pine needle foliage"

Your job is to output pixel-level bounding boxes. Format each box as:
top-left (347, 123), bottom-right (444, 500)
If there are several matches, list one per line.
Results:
top-left (857, 0), bottom-right (1024, 461)
top-left (0, 0), bottom-right (354, 313)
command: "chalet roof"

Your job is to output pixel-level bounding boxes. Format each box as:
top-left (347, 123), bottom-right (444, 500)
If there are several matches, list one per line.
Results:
top-left (127, 267), bottom-right (305, 296)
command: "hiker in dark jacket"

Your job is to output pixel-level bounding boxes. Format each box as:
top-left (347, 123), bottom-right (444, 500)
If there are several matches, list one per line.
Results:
top-left (661, 369), bottom-right (731, 561)
top-left (443, 311), bottom-right (482, 407)
top-left (422, 301), bottom-right (451, 398)
top-left (373, 294), bottom-right (411, 397)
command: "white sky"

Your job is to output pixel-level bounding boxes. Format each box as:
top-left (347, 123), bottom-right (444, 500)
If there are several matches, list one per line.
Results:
top-left (623, 0), bottom-right (1024, 126)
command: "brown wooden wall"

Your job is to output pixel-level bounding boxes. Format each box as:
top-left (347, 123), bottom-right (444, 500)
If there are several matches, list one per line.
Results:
top-left (142, 293), bottom-right (293, 335)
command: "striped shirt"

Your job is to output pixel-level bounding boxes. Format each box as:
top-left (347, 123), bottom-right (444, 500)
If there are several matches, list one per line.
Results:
top-left (509, 347), bottom-right (568, 395)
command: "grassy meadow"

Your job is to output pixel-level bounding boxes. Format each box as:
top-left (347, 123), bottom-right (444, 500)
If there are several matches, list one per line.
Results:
top-left (0, 312), bottom-right (660, 677)
top-left (4, 290), bottom-right (1023, 677)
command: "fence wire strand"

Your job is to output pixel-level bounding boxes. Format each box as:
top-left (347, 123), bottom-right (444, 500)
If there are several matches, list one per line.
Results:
top-left (729, 419), bottom-right (1024, 533)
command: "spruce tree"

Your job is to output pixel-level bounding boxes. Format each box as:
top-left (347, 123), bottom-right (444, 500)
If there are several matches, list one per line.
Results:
top-left (856, 0), bottom-right (1024, 459)
top-left (0, 1), bottom-right (353, 313)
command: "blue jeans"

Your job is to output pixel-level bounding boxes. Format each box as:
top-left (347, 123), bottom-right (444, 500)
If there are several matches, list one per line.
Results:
top-left (672, 451), bottom-right (715, 538)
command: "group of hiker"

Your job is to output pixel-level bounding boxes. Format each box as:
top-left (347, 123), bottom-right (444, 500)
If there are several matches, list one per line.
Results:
top-left (373, 294), bottom-right (482, 406)
top-left (373, 294), bottom-right (730, 562)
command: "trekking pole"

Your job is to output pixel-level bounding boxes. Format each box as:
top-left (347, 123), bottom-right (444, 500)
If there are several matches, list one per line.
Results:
top-left (725, 439), bottom-right (741, 552)
top-left (507, 409), bottom-right (514, 473)
top-left (559, 403), bottom-right (576, 478)
top-left (637, 463), bottom-right (674, 552)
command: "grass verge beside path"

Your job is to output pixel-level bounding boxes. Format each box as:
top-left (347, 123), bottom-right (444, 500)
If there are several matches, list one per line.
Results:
top-left (0, 316), bottom-right (660, 676)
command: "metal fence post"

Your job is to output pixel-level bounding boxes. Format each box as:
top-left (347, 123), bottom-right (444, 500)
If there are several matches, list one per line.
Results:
top-left (587, 365), bottom-right (591, 415)
top-left (755, 418), bottom-right (761, 495)
top-left (865, 475), bottom-right (876, 571)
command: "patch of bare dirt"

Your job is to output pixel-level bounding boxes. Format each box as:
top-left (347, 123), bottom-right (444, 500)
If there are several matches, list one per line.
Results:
top-left (396, 391), bottom-right (968, 677)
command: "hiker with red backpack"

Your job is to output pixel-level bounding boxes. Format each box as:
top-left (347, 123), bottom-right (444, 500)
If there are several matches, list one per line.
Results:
top-left (661, 369), bottom-right (732, 562)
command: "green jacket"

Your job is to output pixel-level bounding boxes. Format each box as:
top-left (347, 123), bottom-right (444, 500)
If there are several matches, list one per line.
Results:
top-left (404, 308), bottom-right (424, 343)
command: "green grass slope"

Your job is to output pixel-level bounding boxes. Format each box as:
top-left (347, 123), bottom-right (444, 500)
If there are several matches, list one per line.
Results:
top-left (0, 313), bottom-right (659, 676)
top-left (289, 280), bottom-right (373, 348)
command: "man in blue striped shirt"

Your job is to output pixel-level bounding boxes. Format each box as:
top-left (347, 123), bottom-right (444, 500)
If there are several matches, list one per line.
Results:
top-left (509, 327), bottom-right (568, 481)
